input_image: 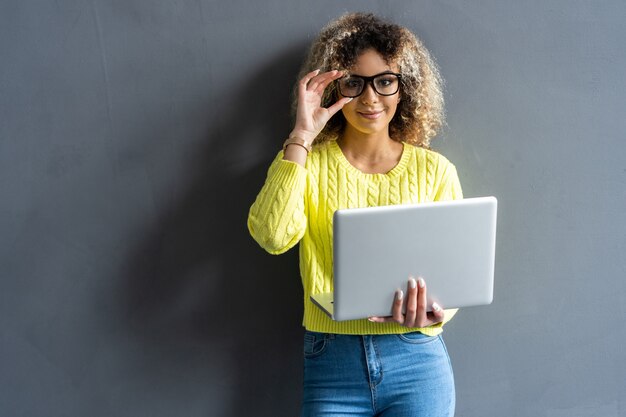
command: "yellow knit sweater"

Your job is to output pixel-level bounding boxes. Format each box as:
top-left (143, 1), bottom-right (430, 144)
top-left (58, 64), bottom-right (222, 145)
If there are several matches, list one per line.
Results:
top-left (248, 140), bottom-right (463, 336)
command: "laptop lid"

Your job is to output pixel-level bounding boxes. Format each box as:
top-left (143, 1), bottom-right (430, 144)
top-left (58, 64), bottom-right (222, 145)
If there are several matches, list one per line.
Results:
top-left (312, 196), bottom-right (497, 321)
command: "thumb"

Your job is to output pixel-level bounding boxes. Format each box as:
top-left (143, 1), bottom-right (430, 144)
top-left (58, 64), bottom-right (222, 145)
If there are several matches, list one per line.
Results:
top-left (325, 97), bottom-right (353, 117)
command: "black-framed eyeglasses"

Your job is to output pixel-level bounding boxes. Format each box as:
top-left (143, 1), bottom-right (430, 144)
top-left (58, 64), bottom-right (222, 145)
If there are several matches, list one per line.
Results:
top-left (336, 72), bottom-right (402, 98)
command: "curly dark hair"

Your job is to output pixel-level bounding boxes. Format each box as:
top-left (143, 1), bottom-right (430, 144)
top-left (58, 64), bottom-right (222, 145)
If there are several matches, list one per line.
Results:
top-left (293, 13), bottom-right (445, 148)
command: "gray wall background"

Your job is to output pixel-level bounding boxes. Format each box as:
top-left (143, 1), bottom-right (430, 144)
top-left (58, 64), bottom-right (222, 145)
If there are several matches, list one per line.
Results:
top-left (1, 1), bottom-right (625, 416)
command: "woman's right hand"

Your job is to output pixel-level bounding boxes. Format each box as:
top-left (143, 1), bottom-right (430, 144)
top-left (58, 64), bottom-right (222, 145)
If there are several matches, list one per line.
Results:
top-left (368, 277), bottom-right (446, 328)
top-left (289, 69), bottom-right (353, 144)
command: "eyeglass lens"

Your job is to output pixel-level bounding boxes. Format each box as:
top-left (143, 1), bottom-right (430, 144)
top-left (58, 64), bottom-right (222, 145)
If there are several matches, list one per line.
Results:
top-left (338, 73), bottom-right (400, 97)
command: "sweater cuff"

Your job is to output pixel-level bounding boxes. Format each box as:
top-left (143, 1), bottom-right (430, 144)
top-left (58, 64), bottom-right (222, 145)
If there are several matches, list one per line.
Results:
top-left (267, 154), bottom-right (307, 189)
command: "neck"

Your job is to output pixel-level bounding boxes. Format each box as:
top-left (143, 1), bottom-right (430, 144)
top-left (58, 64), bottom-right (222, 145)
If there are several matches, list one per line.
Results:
top-left (336, 126), bottom-right (404, 174)
top-left (338, 126), bottom-right (398, 161)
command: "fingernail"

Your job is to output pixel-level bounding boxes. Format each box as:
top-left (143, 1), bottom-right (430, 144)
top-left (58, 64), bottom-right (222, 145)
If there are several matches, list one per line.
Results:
top-left (367, 317), bottom-right (375, 322)
top-left (418, 278), bottom-right (425, 288)
top-left (409, 278), bottom-right (416, 289)
top-left (396, 289), bottom-right (404, 301)
top-left (432, 302), bottom-right (441, 312)
top-left (346, 97), bottom-right (353, 102)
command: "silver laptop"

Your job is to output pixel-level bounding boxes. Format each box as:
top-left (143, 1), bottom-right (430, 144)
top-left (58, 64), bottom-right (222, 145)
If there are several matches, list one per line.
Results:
top-left (311, 196), bottom-right (497, 321)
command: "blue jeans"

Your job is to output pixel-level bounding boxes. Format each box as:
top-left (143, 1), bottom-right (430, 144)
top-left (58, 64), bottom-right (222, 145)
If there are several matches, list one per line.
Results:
top-left (301, 331), bottom-right (455, 416)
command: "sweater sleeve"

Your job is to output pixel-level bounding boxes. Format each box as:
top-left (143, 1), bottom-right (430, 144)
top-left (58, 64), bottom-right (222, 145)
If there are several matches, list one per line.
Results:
top-left (433, 159), bottom-right (463, 202)
top-left (247, 151), bottom-right (308, 255)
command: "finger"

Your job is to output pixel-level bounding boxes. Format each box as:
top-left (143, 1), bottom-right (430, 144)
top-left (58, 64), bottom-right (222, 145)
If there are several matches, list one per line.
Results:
top-left (404, 278), bottom-right (418, 327)
top-left (429, 302), bottom-right (445, 324)
top-left (312, 70), bottom-right (345, 95)
top-left (416, 277), bottom-right (428, 327)
top-left (299, 69), bottom-right (321, 94)
top-left (392, 289), bottom-right (405, 324)
top-left (325, 97), bottom-right (353, 117)
top-left (368, 316), bottom-right (396, 323)
top-left (308, 70), bottom-right (341, 94)
top-left (300, 68), bottom-right (321, 81)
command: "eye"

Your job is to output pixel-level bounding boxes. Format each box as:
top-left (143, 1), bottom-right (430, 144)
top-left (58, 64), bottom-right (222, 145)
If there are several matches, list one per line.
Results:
top-left (375, 76), bottom-right (395, 87)
top-left (343, 78), bottom-right (363, 89)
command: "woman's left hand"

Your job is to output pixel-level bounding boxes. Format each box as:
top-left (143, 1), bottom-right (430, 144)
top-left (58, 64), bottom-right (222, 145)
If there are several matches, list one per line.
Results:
top-left (368, 277), bottom-right (445, 327)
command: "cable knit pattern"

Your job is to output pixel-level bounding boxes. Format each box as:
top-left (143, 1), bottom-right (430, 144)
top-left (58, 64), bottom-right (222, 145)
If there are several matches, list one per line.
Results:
top-left (248, 140), bottom-right (463, 335)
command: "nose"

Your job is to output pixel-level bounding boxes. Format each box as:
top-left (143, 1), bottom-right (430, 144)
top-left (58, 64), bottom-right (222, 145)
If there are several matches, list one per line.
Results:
top-left (360, 81), bottom-right (379, 103)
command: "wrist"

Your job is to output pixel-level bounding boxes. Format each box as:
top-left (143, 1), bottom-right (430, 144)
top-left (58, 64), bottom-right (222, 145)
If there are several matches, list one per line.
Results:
top-left (282, 140), bottom-right (308, 167)
top-left (289, 129), bottom-right (316, 144)
top-left (283, 136), bottom-right (312, 153)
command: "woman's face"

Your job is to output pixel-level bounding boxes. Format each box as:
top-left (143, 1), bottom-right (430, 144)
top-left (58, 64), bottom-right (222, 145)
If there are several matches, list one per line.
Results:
top-left (340, 49), bottom-right (401, 138)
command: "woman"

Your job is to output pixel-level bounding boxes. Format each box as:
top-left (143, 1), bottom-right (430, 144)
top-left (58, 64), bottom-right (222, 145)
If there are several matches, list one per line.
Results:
top-left (248, 13), bottom-right (462, 416)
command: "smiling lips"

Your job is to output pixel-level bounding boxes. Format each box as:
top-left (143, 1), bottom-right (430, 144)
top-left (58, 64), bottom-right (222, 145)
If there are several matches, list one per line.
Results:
top-left (358, 110), bottom-right (384, 120)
